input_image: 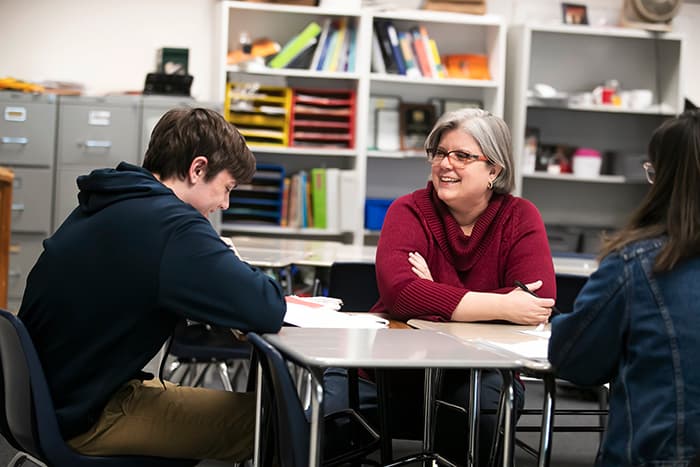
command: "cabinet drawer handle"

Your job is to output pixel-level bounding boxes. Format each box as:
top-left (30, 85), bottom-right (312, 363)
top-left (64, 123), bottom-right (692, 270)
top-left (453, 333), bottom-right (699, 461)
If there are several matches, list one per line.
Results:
top-left (82, 140), bottom-right (112, 149)
top-left (11, 203), bottom-right (25, 212)
top-left (8, 270), bottom-right (21, 279)
top-left (1, 136), bottom-right (29, 145)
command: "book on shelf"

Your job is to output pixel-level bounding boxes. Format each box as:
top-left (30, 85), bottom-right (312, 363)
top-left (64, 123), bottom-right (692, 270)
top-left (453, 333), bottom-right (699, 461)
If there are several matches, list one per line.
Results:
top-left (370, 31), bottom-right (386, 73)
top-left (428, 39), bottom-right (447, 78)
top-left (398, 32), bottom-right (422, 78)
top-left (410, 26), bottom-right (432, 78)
top-left (280, 176), bottom-right (291, 227)
top-left (418, 26), bottom-right (439, 78)
top-left (309, 18), bottom-right (332, 71)
top-left (268, 21), bottom-right (322, 69)
top-left (345, 26), bottom-right (357, 73)
top-left (384, 20), bottom-right (406, 76)
top-left (326, 17), bottom-right (348, 72)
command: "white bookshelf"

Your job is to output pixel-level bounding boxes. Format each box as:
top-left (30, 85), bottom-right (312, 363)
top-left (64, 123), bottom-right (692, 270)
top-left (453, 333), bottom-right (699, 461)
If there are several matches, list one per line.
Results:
top-left (214, 1), bottom-right (507, 245)
top-left (505, 23), bottom-right (684, 240)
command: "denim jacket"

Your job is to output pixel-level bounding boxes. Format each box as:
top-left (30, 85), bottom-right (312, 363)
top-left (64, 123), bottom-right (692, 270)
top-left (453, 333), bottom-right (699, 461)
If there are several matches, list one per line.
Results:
top-left (549, 237), bottom-right (700, 466)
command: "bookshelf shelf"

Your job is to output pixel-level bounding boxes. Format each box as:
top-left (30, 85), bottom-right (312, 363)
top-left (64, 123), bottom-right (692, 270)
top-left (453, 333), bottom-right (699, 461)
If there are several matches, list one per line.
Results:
top-left (505, 23), bottom-right (684, 252)
top-left (215, 1), bottom-right (507, 244)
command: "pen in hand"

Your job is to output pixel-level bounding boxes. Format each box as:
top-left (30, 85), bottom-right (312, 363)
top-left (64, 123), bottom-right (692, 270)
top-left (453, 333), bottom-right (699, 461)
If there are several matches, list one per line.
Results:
top-left (513, 280), bottom-right (560, 330)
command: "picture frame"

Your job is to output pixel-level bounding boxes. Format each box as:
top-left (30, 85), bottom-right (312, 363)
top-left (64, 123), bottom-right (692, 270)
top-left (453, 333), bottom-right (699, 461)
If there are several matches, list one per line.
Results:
top-left (561, 3), bottom-right (589, 25)
top-left (399, 103), bottom-right (435, 151)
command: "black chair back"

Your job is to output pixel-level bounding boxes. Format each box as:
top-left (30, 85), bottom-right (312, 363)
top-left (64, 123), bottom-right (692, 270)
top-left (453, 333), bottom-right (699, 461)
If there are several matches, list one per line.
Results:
top-left (0, 309), bottom-right (195, 467)
top-left (328, 262), bottom-right (379, 311)
top-left (555, 273), bottom-right (589, 314)
top-left (247, 332), bottom-right (310, 467)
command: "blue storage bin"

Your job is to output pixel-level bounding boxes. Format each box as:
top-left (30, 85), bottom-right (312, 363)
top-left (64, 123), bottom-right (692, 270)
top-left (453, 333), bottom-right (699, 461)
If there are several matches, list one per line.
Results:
top-left (365, 198), bottom-right (394, 231)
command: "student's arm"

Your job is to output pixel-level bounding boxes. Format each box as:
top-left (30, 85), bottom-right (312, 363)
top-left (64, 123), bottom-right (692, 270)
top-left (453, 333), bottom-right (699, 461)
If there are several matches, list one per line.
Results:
top-left (548, 253), bottom-right (627, 386)
top-left (158, 218), bottom-right (286, 333)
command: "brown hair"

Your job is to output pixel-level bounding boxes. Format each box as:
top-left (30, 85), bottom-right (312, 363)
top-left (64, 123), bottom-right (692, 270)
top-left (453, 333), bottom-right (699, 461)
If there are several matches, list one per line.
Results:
top-left (143, 107), bottom-right (255, 184)
top-left (600, 110), bottom-right (700, 272)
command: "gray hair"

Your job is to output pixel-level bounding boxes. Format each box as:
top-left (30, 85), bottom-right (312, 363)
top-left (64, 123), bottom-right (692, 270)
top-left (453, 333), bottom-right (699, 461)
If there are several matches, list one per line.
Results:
top-left (424, 108), bottom-right (515, 193)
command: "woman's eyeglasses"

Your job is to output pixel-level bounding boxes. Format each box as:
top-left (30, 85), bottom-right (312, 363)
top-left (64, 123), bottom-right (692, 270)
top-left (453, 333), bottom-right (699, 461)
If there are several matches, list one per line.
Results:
top-left (642, 161), bottom-right (655, 184)
top-left (427, 148), bottom-right (490, 169)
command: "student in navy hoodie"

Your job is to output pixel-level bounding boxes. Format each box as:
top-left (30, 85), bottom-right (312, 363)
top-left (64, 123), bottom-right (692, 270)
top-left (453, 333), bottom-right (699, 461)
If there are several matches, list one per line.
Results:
top-left (18, 107), bottom-right (286, 463)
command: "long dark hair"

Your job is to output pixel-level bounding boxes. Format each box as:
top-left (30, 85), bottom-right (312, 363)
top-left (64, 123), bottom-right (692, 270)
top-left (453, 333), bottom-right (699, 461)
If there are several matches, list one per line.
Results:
top-left (600, 110), bottom-right (700, 272)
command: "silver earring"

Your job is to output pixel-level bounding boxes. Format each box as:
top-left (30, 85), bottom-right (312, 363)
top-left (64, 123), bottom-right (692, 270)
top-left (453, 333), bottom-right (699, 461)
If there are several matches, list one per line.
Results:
top-left (487, 180), bottom-right (493, 190)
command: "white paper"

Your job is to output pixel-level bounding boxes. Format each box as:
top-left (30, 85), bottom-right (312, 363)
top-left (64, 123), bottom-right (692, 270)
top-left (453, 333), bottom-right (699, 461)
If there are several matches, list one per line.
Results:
top-left (482, 339), bottom-right (549, 360)
top-left (283, 302), bottom-right (388, 329)
top-left (519, 329), bottom-right (551, 339)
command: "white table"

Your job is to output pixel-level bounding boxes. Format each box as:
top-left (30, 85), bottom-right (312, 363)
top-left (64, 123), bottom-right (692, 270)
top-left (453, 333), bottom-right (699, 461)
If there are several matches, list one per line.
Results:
top-left (231, 235), bottom-right (597, 276)
top-left (408, 320), bottom-right (555, 467)
top-left (256, 327), bottom-right (534, 467)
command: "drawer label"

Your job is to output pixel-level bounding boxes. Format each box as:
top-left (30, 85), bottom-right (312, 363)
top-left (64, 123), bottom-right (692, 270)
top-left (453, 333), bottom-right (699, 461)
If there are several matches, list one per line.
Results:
top-left (88, 110), bottom-right (111, 126)
top-left (4, 106), bottom-right (27, 122)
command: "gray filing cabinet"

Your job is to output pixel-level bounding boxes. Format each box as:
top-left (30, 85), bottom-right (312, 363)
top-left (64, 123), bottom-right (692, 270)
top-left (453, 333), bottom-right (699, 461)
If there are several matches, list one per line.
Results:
top-left (0, 91), bottom-right (58, 312)
top-left (55, 95), bottom-right (141, 227)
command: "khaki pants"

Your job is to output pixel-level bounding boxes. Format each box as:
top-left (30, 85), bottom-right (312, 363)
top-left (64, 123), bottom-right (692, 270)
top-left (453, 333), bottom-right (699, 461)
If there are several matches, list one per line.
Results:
top-left (68, 379), bottom-right (255, 463)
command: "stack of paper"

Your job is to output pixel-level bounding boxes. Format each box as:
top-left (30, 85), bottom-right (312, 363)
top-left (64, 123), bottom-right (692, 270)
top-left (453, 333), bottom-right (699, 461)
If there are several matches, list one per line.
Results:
top-left (284, 296), bottom-right (388, 329)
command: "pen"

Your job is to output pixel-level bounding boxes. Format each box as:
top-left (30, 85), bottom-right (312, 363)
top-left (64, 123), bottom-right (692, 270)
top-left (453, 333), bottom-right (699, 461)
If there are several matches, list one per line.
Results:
top-left (513, 280), bottom-right (561, 326)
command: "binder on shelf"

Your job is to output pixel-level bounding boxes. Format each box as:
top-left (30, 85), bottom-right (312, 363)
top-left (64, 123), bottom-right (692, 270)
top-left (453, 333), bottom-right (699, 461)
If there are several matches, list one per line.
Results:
top-left (325, 168), bottom-right (341, 232)
top-left (310, 168), bottom-right (327, 229)
top-left (368, 95), bottom-right (400, 149)
top-left (268, 21), bottom-right (322, 69)
top-left (339, 170), bottom-right (358, 232)
top-left (374, 20), bottom-right (397, 73)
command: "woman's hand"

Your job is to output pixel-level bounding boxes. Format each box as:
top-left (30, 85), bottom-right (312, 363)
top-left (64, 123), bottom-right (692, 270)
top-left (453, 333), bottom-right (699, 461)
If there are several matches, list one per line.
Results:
top-left (408, 251), bottom-right (433, 281)
top-left (502, 280), bottom-right (554, 325)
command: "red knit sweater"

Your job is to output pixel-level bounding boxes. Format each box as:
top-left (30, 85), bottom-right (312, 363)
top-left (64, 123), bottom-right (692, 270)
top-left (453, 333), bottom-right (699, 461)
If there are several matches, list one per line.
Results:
top-left (370, 182), bottom-right (556, 322)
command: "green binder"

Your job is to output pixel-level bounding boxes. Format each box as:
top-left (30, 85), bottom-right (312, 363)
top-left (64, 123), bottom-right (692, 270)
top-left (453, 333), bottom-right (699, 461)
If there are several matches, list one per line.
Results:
top-left (310, 167), bottom-right (327, 229)
top-left (268, 21), bottom-right (322, 69)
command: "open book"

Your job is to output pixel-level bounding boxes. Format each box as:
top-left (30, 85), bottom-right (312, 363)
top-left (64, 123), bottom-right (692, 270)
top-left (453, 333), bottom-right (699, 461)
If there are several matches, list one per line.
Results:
top-left (283, 296), bottom-right (388, 329)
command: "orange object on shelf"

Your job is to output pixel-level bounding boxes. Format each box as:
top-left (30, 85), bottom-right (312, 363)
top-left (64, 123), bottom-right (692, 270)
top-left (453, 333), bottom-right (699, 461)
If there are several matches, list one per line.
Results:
top-left (227, 38), bottom-right (281, 65)
top-left (443, 54), bottom-right (490, 80)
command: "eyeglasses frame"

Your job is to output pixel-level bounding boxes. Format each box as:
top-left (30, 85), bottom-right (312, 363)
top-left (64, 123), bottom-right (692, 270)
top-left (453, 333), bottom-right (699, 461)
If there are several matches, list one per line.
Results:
top-left (427, 148), bottom-right (491, 169)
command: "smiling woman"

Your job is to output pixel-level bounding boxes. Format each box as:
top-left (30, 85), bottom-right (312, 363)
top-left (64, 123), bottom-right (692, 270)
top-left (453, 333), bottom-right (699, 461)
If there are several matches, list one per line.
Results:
top-left (323, 107), bottom-right (556, 465)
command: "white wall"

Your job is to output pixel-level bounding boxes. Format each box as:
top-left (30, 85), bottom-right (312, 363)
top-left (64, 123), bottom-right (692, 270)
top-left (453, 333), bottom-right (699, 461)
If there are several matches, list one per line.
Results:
top-left (1, 0), bottom-right (698, 104)
top-left (0, 0), bottom-right (217, 100)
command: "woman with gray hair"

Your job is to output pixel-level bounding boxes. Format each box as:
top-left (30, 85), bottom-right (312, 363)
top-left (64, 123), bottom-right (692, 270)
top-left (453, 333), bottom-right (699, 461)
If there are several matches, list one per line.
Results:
top-left (369, 108), bottom-right (556, 464)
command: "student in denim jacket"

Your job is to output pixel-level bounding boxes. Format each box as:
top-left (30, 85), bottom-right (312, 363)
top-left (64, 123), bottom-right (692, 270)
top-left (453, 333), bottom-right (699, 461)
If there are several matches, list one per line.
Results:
top-left (549, 110), bottom-right (700, 466)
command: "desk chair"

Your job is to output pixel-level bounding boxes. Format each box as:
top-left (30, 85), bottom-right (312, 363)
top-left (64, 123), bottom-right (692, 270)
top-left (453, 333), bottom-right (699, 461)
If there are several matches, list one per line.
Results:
top-left (247, 333), bottom-right (380, 467)
top-left (0, 309), bottom-right (196, 467)
top-left (167, 320), bottom-right (251, 391)
top-left (327, 262), bottom-right (379, 311)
